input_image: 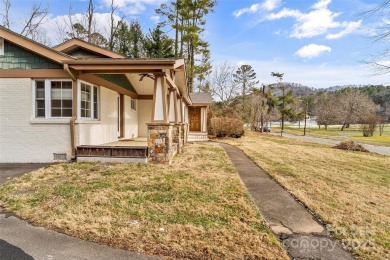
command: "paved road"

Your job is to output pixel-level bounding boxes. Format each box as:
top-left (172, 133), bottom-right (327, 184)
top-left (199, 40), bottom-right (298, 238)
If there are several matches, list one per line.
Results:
top-left (270, 132), bottom-right (390, 156)
top-left (0, 164), bottom-right (159, 260)
top-left (220, 143), bottom-right (353, 260)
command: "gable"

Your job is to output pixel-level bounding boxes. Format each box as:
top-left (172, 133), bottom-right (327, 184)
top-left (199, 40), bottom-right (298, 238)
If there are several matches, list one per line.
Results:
top-left (0, 40), bottom-right (62, 69)
top-left (54, 39), bottom-right (125, 59)
top-left (96, 74), bottom-right (137, 93)
top-left (67, 47), bottom-right (108, 58)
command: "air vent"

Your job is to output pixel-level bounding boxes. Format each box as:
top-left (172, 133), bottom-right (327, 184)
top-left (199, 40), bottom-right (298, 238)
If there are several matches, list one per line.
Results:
top-left (53, 153), bottom-right (67, 161)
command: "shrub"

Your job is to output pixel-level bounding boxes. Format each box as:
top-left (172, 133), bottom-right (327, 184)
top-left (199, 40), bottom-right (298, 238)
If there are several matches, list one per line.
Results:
top-left (333, 141), bottom-right (368, 152)
top-left (360, 114), bottom-right (379, 137)
top-left (211, 117), bottom-right (244, 138)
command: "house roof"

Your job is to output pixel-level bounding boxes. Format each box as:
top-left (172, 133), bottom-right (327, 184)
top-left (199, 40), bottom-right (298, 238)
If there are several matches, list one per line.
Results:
top-left (0, 25), bottom-right (74, 63)
top-left (53, 38), bottom-right (126, 58)
top-left (189, 92), bottom-right (213, 105)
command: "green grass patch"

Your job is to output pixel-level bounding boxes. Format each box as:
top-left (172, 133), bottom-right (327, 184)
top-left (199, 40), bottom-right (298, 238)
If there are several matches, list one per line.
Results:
top-left (0, 142), bottom-right (288, 260)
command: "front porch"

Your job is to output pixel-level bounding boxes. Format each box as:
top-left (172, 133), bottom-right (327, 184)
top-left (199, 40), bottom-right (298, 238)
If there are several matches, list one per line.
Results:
top-left (76, 138), bottom-right (148, 163)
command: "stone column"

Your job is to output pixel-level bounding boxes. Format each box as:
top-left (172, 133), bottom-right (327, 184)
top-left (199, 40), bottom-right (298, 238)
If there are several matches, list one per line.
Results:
top-left (147, 123), bottom-right (177, 164)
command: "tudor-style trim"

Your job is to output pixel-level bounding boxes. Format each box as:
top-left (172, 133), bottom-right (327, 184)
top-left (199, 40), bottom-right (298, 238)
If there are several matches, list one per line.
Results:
top-left (0, 26), bottom-right (73, 63)
top-left (0, 69), bottom-right (70, 78)
top-left (78, 73), bottom-right (138, 99)
top-left (138, 95), bottom-right (153, 100)
top-left (53, 38), bottom-right (126, 59)
top-left (151, 73), bottom-right (168, 123)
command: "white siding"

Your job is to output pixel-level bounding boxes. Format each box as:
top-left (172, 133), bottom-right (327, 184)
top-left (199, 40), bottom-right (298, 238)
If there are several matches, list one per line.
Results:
top-left (77, 87), bottom-right (140, 145)
top-left (138, 99), bottom-right (152, 137)
top-left (124, 96), bottom-right (138, 138)
top-left (0, 78), bottom-right (71, 163)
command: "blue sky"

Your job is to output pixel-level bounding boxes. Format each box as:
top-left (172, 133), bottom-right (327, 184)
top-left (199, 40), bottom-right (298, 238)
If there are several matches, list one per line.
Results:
top-left (5, 0), bottom-right (390, 88)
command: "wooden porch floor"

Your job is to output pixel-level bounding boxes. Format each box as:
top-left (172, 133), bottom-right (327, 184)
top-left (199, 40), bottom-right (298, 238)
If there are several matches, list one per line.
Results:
top-left (100, 138), bottom-right (147, 147)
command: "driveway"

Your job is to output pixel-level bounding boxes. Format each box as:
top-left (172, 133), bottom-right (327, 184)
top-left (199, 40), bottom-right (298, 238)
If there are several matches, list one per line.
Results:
top-left (0, 163), bottom-right (159, 260)
top-left (270, 132), bottom-right (390, 156)
top-left (0, 163), bottom-right (52, 185)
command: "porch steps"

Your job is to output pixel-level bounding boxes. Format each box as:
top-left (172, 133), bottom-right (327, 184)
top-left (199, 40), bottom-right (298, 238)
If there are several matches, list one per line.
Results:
top-left (188, 132), bottom-right (209, 142)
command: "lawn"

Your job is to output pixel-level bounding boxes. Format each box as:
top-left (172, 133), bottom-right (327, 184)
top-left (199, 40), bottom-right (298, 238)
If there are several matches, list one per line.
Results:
top-left (0, 142), bottom-right (288, 260)
top-left (272, 124), bottom-right (390, 146)
top-left (220, 132), bottom-right (390, 260)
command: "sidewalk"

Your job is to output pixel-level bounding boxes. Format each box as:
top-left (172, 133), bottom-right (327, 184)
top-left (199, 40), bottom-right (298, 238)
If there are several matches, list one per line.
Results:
top-left (270, 132), bottom-right (390, 156)
top-left (220, 143), bottom-right (353, 260)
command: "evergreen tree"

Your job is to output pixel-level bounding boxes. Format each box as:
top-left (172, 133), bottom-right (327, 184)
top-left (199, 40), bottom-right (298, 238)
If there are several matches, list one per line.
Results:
top-left (143, 24), bottom-right (174, 58)
top-left (156, 0), bottom-right (216, 92)
top-left (233, 65), bottom-right (258, 121)
top-left (271, 72), bottom-right (296, 132)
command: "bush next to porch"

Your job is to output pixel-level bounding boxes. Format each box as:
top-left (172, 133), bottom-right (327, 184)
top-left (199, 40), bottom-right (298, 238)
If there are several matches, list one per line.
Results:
top-left (211, 117), bottom-right (244, 138)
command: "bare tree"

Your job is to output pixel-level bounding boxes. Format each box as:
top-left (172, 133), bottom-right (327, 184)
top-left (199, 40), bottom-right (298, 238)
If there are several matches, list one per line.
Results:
top-left (20, 1), bottom-right (49, 40)
top-left (1, 0), bottom-right (11, 28)
top-left (364, 1), bottom-right (390, 74)
top-left (210, 61), bottom-right (239, 105)
top-left (337, 88), bottom-right (377, 131)
top-left (86, 0), bottom-right (94, 43)
top-left (312, 93), bottom-right (339, 130)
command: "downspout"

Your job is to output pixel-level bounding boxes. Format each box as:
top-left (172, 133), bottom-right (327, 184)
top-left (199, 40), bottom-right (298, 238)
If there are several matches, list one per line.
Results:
top-left (64, 64), bottom-right (77, 159)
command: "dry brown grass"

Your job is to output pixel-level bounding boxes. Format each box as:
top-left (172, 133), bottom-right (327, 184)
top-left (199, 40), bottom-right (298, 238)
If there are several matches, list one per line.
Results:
top-left (0, 142), bottom-right (288, 260)
top-left (220, 131), bottom-right (390, 260)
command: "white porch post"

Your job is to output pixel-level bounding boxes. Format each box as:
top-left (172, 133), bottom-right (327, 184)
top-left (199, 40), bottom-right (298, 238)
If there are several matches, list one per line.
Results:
top-left (168, 88), bottom-right (178, 123)
top-left (201, 107), bottom-right (207, 132)
top-left (151, 73), bottom-right (168, 123)
top-left (177, 97), bottom-right (183, 123)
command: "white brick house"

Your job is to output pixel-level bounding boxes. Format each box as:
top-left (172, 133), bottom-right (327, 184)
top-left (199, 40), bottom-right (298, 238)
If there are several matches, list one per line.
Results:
top-left (0, 26), bottom-right (212, 164)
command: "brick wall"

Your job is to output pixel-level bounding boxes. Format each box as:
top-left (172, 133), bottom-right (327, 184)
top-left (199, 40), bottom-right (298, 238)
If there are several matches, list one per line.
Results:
top-left (0, 78), bottom-right (71, 162)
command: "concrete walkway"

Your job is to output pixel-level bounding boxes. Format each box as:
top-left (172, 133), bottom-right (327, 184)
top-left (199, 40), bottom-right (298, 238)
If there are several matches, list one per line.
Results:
top-left (270, 132), bottom-right (390, 156)
top-left (0, 164), bottom-right (159, 260)
top-left (220, 143), bottom-right (353, 260)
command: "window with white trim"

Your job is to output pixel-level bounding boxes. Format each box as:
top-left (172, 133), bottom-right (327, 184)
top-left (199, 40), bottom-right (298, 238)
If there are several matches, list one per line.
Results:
top-left (35, 80), bottom-right (45, 117)
top-left (131, 98), bottom-right (136, 111)
top-left (34, 80), bottom-right (73, 118)
top-left (79, 82), bottom-right (99, 119)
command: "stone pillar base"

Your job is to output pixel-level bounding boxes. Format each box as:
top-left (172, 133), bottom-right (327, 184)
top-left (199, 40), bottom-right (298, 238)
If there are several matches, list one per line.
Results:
top-left (147, 123), bottom-right (176, 164)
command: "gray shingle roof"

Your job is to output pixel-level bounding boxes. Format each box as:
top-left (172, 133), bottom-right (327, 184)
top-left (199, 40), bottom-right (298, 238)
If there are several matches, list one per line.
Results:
top-left (189, 92), bottom-right (213, 105)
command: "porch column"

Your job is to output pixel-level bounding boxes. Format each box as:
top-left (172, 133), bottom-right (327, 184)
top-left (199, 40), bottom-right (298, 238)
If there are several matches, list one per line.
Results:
top-left (201, 107), bottom-right (207, 132)
top-left (151, 73), bottom-right (168, 123)
top-left (168, 88), bottom-right (178, 123)
top-left (148, 73), bottom-right (176, 164)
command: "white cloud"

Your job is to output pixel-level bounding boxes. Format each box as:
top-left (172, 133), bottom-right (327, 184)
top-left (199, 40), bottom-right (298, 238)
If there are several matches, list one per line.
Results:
top-left (233, 0), bottom-right (281, 17)
top-left (295, 44), bottom-right (331, 59)
top-left (150, 15), bottom-right (160, 24)
top-left (262, 0), bottom-right (282, 11)
top-left (265, 0), bottom-right (362, 39)
top-left (100, 0), bottom-right (166, 15)
top-left (326, 20), bottom-right (362, 39)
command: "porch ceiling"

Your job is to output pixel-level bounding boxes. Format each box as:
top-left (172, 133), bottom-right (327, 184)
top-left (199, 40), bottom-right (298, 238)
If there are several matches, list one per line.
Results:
top-left (126, 73), bottom-right (154, 95)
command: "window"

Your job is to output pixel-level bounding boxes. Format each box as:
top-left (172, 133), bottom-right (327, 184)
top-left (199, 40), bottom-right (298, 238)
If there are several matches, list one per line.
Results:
top-left (35, 81), bottom-right (45, 117)
top-left (131, 98), bottom-right (136, 111)
top-left (79, 82), bottom-right (99, 119)
top-left (51, 81), bottom-right (72, 117)
top-left (34, 80), bottom-right (73, 118)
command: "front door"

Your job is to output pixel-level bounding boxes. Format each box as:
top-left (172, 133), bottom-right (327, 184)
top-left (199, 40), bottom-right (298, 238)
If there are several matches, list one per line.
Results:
top-left (189, 108), bottom-right (201, 131)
